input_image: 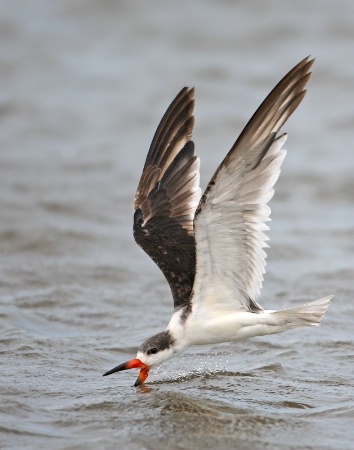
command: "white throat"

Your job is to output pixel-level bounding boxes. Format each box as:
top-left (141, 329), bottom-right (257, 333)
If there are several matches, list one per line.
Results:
top-left (166, 308), bottom-right (190, 354)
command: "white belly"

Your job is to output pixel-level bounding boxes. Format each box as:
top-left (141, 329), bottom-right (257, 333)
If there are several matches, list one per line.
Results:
top-left (184, 308), bottom-right (276, 345)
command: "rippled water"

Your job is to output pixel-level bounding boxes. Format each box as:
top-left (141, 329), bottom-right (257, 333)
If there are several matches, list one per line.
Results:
top-left (1, 1), bottom-right (354, 449)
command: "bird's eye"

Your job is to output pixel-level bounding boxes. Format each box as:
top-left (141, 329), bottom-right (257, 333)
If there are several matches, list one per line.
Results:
top-left (147, 348), bottom-right (158, 355)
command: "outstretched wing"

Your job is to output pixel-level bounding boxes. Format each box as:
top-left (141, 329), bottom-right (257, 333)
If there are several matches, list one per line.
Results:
top-left (192, 57), bottom-right (314, 314)
top-left (134, 87), bottom-right (201, 310)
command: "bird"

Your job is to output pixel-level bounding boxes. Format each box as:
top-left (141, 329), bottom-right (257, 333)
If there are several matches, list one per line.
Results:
top-left (103, 56), bottom-right (332, 387)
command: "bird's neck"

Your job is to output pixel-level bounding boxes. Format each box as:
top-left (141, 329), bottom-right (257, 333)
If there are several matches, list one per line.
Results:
top-left (166, 308), bottom-right (190, 355)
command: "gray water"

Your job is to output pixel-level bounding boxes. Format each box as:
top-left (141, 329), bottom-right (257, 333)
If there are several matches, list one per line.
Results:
top-left (1, 1), bottom-right (354, 449)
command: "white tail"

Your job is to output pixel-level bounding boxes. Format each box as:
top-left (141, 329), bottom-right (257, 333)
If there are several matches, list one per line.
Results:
top-left (269, 296), bottom-right (333, 331)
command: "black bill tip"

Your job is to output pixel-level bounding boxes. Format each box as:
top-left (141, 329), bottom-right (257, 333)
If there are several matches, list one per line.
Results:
top-left (134, 376), bottom-right (143, 387)
top-left (103, 358), bottom-right (145, 377)
top-left (103, 362), bottom-right (128, 377)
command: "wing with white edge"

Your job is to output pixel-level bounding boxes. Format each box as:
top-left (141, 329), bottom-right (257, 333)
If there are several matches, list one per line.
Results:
top-left (192, 57), bottom-right (314, 313)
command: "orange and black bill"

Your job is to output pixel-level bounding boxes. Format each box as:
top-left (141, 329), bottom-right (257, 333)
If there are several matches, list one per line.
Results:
top-left (103, 358), bottom-right (150, 387)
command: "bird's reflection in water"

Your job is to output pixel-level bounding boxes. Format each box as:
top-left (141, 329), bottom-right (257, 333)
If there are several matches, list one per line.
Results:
top-left (137, 384), bottom-right (153, 394)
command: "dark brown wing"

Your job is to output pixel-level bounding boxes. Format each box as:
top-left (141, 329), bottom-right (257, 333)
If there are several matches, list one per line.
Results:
top-left (196, 56), bottom-right (314, 215)
top-left (227, 56), bottom-right (314, 169)
top-left (134, 88), bottom-right (201, 310)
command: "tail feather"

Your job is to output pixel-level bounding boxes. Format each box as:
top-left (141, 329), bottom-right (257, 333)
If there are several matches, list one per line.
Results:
top-left (270, 295), bottom-right (332, 331)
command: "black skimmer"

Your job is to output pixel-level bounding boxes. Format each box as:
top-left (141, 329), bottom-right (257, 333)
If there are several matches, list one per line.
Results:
top-left (103, 57), bottom-right (332, 386)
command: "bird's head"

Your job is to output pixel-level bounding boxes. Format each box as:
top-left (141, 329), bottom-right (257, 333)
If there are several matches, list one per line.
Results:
top-left (103, 330), bottom-right (175, 386)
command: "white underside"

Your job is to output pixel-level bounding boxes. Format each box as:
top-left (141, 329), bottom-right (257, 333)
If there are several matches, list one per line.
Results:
top-left (167, 295), bottom-right (332, 352)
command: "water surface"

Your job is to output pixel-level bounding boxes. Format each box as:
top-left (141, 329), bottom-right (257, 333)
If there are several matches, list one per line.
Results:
top-left (1, 1), bottom-right (354, 449)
